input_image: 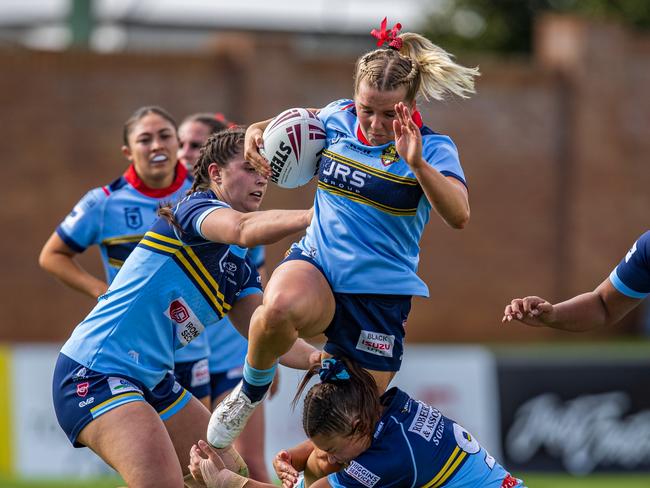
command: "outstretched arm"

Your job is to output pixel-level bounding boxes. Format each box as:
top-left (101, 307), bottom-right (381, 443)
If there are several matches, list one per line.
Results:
top-left (503, 278), bottom-right (641, 331)
top-left (200, 207), bottom-right (312, 249)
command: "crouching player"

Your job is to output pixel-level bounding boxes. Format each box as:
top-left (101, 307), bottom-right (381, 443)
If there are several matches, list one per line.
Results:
top-left (189, 357), bottom-right (526, 488)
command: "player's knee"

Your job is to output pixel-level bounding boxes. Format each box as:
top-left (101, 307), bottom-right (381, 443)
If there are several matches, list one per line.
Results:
top-left (261, 292), bottom-right (300, 331)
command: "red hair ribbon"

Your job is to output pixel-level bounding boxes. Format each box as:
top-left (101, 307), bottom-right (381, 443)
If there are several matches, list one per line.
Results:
top-left (214, 112), bottom-right (237, 128)
top-left (371, 17), bottom-right (403, 50)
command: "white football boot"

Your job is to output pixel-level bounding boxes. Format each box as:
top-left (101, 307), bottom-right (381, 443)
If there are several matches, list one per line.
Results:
top-left (207, 381), bottom-right (264, 448)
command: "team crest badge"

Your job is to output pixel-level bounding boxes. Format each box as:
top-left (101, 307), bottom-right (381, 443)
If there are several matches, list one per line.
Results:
top-left (124, 207), bottom-right (143, 229)
top-left (380, 144), bottom-right (399, 166)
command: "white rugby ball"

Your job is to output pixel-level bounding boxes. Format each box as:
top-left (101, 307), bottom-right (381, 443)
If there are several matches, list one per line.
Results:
top-left (261, 108), bottom-right (326, 189)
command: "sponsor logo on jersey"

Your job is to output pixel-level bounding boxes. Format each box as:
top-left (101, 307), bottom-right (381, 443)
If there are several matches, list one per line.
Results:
top-left (76, 382), bottom-right (90, 398)
top-left (345, 143), bottom-right (372, 157)
top-left (356, 331), bottom-right (394, 357)
top-left (164, 297), bottom-right (205, 346)
top-left (344, 461), bottom-right (380, 488)
top-left (72, 367), bottom-right (87, 381)
top-left (124, 207), bottom-right (143, 229)
top-left (380, 144), bottom-right (400, 166)
top-left (625, 240), bottom-right (638, 263)
top-left (223, 262), bottom-right (237, 273)
top-left (321, 159), bottom-right (369, 192)
top-left (128, 350), bottom-right (140, 364)
top-left (169, 300), bottom-right (190, 323)
top-left (107, 377), bottom-right (143, 396)
top-left (501, 474), bottom-right (520, 488)
top-left (408, 402), bottom-right (442, 442)
top-left (190, 359), bottom-right (210, 387)
top-left (78, 397), bottom-right (95, 408)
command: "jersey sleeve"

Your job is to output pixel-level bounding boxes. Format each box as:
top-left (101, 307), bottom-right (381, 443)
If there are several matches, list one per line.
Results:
top-left (318, 99), bottom-right (354, 126)
top-left (247, 245), bottom-right (266, 268)
top-left (55, 187), bottom-right (106, 252)
top-left (234, 255), bottom-right (263, 301)
top-left (422, 135), bottom-right (466, 187)
top-left (609, 231), bottom-right (650, 298)
top-left (174, 196), bottom-right (231, 245)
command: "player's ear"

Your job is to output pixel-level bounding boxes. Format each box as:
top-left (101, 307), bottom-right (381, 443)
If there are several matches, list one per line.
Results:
top-left (208, 162), bottom-right (223, 184)
top-left (121, 145), bottom-right (133, 161)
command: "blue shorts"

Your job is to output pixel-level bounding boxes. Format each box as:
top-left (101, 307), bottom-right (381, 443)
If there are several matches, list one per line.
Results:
top-left (53, 353), bottom-right (192, 447)
top-left (283, 249), bottom-right (412, 372)
top-left (174, 358), bottom-right (211, 400)
top-left (210, 365), bottom-right (244, 402)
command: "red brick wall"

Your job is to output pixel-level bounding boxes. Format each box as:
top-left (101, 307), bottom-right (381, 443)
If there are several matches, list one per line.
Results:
top-left (1, 16), bottom-right (647, 342)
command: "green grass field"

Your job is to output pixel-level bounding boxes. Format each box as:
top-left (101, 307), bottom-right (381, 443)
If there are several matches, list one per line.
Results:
top-left (2, 473), bottom-right (650, 487)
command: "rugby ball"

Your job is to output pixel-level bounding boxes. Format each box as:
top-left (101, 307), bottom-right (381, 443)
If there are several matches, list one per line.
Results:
top-left (261, 108), bottom-right (326, 189)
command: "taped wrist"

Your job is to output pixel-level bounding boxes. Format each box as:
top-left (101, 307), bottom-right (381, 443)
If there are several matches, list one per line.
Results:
top-left (215, 445), bottom-right (249, 477)
top-left (203, 467), bottom-right (248, 488)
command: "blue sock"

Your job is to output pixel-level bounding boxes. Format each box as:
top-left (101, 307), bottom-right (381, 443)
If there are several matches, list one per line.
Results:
top-left (241, 360), bottom-right (277, 403)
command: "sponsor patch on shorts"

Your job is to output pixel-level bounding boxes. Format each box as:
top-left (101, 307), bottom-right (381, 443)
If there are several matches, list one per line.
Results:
top-left (107, 377), bottom-right (143, 396)
top-left (190, 358), bottom-right (210, 387)
top-left (408, 402), bottom-right (442, 442)
top-left (226, 365), bottom-right (244, 380)
top-left (355, 331), bottom-right (394, 357)
top-left (344, 461), bottom-right (380, 488)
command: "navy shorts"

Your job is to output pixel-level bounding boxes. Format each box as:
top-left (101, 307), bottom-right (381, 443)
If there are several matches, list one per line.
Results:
top-left (283, 249), bottom-right (412, 372)
top-left (53, 353), bottom-right (192, 447)
top-left (174, 358), bottom-right (211, 400)
top-left (210, 365), bottom-right (244, 402)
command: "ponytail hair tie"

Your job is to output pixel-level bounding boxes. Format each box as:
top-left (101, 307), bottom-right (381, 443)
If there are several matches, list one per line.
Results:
top-left (319, 358), bottom-right (350, 383)
top-left (371, 17), bottom-right (403, 50)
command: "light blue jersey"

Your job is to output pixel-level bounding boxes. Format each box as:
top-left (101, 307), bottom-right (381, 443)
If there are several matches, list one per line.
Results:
top-left (207, 246), bottom-right (265, 373)
top-left (55, 163), bottom-right (208, 363)
top-left (295, 99), bottom-right (466, 297)
top-left (60, 190), bottom-right (262, 390)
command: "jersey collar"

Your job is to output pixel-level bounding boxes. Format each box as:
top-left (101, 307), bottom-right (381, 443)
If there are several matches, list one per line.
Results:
top-left (124, 162), bottom-right (188, 198)
top-left (355, 109), bottom-right (424, 146)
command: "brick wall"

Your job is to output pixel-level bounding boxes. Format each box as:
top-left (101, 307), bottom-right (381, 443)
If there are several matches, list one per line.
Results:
top-left (1, 15), bottom-right (647, 342)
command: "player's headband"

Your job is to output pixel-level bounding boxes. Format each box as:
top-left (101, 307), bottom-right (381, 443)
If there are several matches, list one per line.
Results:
top-left (371, 17), bottom-right (403, 50)
top-left (319, 358), bottom-right (350, 383)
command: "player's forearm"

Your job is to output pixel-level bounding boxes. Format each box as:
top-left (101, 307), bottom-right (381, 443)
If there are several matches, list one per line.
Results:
top-left (39, 252), bottom-right (107, 299)
top-left (546, 292), bottom-right (609, 331)
top-left (279, 339), bottom-right (319, 370)
top-left (236, 209), bottom-right (312, 248)
top-left (412, 163), bottom-right (469, 229)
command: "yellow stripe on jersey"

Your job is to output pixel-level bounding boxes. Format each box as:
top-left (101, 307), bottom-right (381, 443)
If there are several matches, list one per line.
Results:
top-left (174, 251), bottom-right (227, 315)
top-left (421, 447), bottom-right (467, 488)
top-left (101, 234), bottom-right (144, 246)
top-left (183, 247), bottom-right (231, 311)
top-left (140, 232), bottom-right (229, 315)
top-left (108, 257), bottom-right (124, 268)
top-left (139, 239), bottom-right (179, 255)
top-left (318, 181), bottom-right (418, 216)
top-left (146, 231), bottom-right (183, 246)
top-left (323, 149), bottom-right (419, 185)
top-left (0, 345), bottom-right (13, 476)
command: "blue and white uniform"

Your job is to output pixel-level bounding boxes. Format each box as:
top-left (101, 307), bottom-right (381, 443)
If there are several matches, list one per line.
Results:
top-left (609, 231), bottom-right (650, 298)
top-left (53, 190), bottom-right (262, 445)
top-left (55, 163), bottom-right (211, 397)
top-left (327, 388), bottom-right (524, 488)
top-left (287, 99), bottom-right (467, 371)
top-left (208, 246), bottom-right (266, 401)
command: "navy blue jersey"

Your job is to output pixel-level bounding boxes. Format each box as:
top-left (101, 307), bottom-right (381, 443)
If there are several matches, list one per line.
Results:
top-left (329, 388), bottom-right (521, 488)
top-left (609, 231), bottom-right (650, 298)
top-left (60, 190), bottom-right (262, 389)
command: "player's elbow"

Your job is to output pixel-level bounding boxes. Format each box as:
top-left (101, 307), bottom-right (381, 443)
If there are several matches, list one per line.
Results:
top-left (448, 209), bottom-right (470, 229)
top-left (38, 247), bottom-right (54, 272)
